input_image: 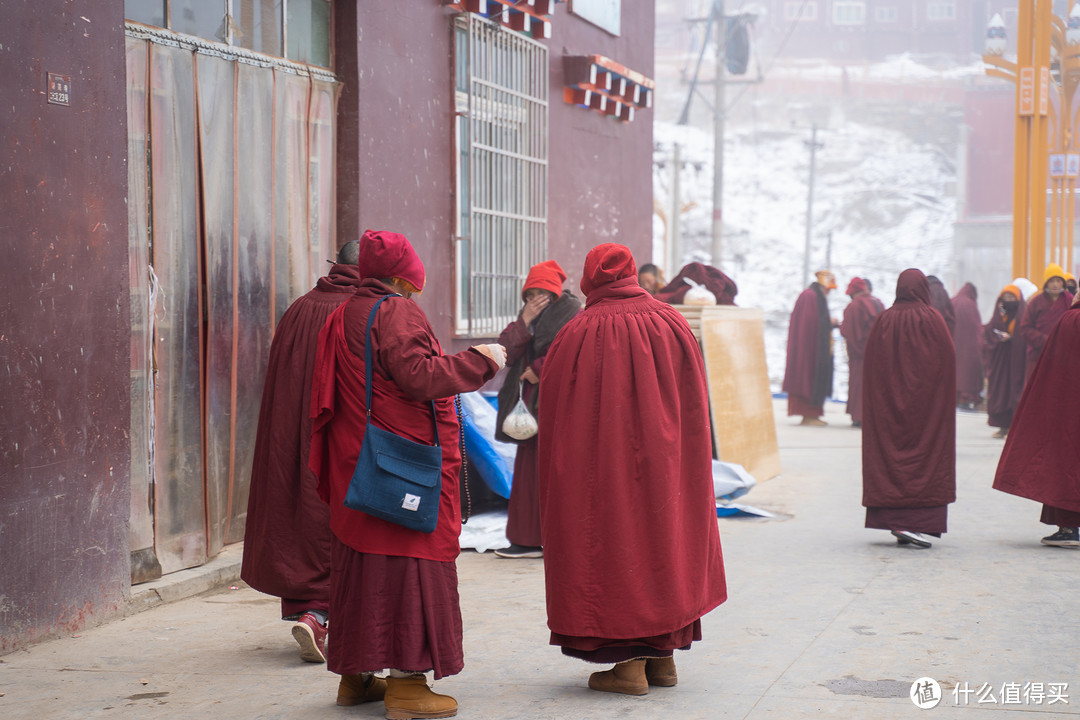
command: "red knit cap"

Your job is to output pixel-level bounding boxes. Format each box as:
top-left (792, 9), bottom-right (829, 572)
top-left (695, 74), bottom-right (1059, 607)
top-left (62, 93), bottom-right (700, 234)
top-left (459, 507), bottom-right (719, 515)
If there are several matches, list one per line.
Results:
top-left (580, 243), bottom-right (637, 297)
top-left (522, 260), bottom-right (566, 299)
top-left (357, 229), bottom-right (426, 291)
top-left (845, 277), bottom-right (867, 296)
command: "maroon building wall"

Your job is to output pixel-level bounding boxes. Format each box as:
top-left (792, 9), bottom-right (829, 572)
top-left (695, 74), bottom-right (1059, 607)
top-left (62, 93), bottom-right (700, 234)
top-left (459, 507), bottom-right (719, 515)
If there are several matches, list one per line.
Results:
top-left (0, 0), bottom-right (132, 652)
top-left (547, 5), bottom-right (655, 303)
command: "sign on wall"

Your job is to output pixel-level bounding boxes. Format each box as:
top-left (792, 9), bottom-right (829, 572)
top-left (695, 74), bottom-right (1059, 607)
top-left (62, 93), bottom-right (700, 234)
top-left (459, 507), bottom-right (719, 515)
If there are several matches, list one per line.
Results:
top-left (570, 0), bottom-right (621, 36)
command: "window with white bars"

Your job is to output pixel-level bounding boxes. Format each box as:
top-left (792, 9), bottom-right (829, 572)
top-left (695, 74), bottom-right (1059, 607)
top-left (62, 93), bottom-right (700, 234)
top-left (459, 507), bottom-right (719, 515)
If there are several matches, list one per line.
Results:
top-left (874, 6), bottom-right (898, 22)
top-left (832, 0), bottom-right (866, 25)
top-left (926, 2), bottom-right (955, 21)
top-left (454, 15), bottom-right (549, 337)
top-left (784, 2), bottom-right (818, 21)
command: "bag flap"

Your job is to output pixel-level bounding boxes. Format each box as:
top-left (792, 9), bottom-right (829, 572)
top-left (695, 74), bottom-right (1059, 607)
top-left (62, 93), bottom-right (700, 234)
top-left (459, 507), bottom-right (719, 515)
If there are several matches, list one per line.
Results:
top-left (374, 450), bottom-right (442, 487)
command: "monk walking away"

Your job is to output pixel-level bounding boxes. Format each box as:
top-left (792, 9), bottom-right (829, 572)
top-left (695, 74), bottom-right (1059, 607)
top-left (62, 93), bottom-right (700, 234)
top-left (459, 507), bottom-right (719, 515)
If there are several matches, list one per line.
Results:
top-left (240, 240), bottom-right (361, 664)
top-left (951, 282), bottom-right (984, 410)
top-left (783, 269), bottom-right (838, 426)
top-left (492, 260), bottom-right (581, 559)
top-left (537, 243), bottom-right (727, 696)
top-left (309, 230), bottom-right (505, 718)
top-left (839, 277), bottom-right (881, 428)
top-left (862, 269), bottom-right (956, 549)
top-left (993, 291), bottom-right (1080, 548)
top-left (983, 285), bottom-right (1026, 439)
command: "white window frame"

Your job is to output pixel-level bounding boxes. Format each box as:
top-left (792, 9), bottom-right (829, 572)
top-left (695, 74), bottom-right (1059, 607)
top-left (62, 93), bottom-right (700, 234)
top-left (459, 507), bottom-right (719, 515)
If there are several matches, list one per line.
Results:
top-left (873, 6), bottom-right (898, 23)
top-left (453, 15), bottom-right (549, 337)
top-left (784, 1), bottom-right (818, 21)
top-left (832, 0), bottom-right (866, 25)
top-left (926, 2), bottom-right (956, 21)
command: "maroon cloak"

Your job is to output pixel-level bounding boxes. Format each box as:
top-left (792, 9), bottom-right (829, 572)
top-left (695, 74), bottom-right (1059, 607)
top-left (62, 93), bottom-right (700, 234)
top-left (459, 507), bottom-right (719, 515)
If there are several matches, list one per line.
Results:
top-left (983, 292), bottom-right (1026, 430)
top-left (839, 278), bottom-right (881, 424)
top-left (1019, 290), bottom-right (1074, 380)
top-left (537, 244), bottom-right (726, 653)
top-left (309, 280), bottom-right (497, 563)
top-left (783, 283), bottom-right (833, 417)
top-left (862, 270), bottom-right (956, 515)
top-left (240, 263), bottom-right (360, 610)
top-left (927, 276), bottom-right (956, 337)
top-left (951, 283), bottom-right (984, 404)
top-left (655, 262), bottom-right (738, 305)
top-left (993, 305), bottom-right (1080, 514)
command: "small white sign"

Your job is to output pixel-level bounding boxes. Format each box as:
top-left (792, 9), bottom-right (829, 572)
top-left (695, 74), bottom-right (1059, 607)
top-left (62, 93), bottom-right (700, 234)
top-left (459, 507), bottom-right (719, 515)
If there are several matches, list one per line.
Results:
top-left (402, 493), bottom-right (421, 512)
top-left (1067, 153), bottom-right (1080, 178)
top-left (1051, 154), bottom-right (1066, 178)
top-left (570, 0), bottom-right (621, 35)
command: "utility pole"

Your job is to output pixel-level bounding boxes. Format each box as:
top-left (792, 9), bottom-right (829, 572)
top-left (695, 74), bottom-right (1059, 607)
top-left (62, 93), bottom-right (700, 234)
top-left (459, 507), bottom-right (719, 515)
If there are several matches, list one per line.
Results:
top-left (802, 125), bottom-right (823, 288)
top-left (711, 0), bottom-right (725, 267)
top-left (669, 144), bottom-right (683, 275)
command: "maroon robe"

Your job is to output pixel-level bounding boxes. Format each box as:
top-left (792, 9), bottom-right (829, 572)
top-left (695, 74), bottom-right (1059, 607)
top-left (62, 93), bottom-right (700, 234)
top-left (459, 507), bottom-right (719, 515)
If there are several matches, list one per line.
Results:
top-left (862, 270), bottom-right (956, 530)
top-left (840, 280), bottom-right (880, 424)
top-left (983, 294), bottom-right (1026, 430)
top-left (309, 280), bottom-right (497, 678)
top-left (1018, 290), bottom-right (1074, 380)
top-left (927, 276), bottom-right (955, 337)
top-left (951, 283), bottom-right (984, 404)
top-left (783, 283), bottom-right (833, 417)
top-left (240, 264), bottom-right (360, 613)
top-left (494, 291), bottom-right (580, 547)
top-left (538, 247), bottom-right (726, 659)
top-left (993, 305), bottom-right (1080, 518)
top-left (655, 262), bottom-right (738, 305)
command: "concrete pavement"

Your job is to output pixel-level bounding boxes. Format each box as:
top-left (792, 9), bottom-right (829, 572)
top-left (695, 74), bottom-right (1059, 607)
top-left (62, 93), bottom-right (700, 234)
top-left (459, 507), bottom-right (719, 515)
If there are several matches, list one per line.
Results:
top-left (1, 400), bottom-right (1077, 719)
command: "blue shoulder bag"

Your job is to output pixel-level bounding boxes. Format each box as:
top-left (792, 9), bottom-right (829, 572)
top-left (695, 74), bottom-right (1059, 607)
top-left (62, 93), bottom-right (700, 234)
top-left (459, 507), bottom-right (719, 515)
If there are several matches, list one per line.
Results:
top-left (343, 294), bottom-right (442, 533)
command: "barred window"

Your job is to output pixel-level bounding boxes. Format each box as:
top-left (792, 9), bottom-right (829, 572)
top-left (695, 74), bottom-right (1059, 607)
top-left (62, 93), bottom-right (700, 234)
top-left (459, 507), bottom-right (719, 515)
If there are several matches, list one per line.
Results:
top-left (832, 1), bottom-right (866, 25)
top-left (454, 15), bottom-right (549, 337)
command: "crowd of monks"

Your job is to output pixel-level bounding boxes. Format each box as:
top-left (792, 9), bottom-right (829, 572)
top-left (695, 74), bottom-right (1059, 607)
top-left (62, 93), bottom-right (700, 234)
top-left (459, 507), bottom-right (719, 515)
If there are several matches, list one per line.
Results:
top-left (783, 264), bottom-right (1080, 550)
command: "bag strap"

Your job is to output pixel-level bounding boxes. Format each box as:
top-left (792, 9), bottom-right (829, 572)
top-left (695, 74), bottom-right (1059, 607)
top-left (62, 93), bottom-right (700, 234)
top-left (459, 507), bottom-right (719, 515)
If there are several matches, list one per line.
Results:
top-left (363, 294), bottom-right (440, 447)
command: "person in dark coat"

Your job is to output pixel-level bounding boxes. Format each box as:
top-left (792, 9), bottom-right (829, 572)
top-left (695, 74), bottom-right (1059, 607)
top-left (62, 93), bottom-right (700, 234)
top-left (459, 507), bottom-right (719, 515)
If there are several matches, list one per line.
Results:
top-left (537, 243), bottom-right (727, 696)
top-left (654, 262), bottom-right (738, 305)
top-left (493, 260), bottom-right (581, 559)
top-left (862, 269), bottom-right (956, 549)
top-left (993, 292), bottom-right (1080, 548)
top-left (240, 240), bottom-right (361, 664)
top-left (783, 270), bottom-right (837, 425)
top-left (1018, 263), bottom-right (1074, 381)
top-left (983, 285), bottom-right (1026, 438)
top-left (926, 275), bottom-right (956, 338)
top-left (840, 277), bottom-right (881, 428)
top-left (951, 282), bottom-right (984, 409)
top-left (309, 229), bottom-right (504, 716)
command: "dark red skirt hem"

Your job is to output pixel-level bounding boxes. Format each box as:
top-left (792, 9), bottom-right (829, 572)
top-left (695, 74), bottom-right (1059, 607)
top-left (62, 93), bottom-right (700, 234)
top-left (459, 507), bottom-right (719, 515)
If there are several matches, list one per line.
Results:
top-left (551, 620), bottom-right (702, 664)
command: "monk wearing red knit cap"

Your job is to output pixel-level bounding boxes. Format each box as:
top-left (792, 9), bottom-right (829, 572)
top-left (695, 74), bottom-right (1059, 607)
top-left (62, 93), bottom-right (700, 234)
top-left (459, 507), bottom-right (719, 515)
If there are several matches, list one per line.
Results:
top-left (309, 229), bottom-right (506, 717)
top-left (537, 243), bottom-right (727, 696)
top-left (493, 260), bottom-right (581, 559)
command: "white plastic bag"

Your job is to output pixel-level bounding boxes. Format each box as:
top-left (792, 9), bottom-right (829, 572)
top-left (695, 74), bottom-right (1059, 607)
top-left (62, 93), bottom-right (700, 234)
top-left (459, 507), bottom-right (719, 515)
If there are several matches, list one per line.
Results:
top-left (683, 277), bottom-right (717, 306)
top-left (501, 383), bottom-right (538, 440)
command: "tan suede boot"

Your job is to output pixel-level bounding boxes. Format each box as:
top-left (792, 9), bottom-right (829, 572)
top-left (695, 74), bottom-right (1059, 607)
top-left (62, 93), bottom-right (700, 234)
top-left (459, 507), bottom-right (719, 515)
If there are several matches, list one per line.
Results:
top-left (587, 658), bottom-right (648, 695)
top-left (383, 674), bottom-right (458, 719)
top-left (336, 673), bottom-right (387, 706)
top-left (645, 656), bottom-right (678, 687)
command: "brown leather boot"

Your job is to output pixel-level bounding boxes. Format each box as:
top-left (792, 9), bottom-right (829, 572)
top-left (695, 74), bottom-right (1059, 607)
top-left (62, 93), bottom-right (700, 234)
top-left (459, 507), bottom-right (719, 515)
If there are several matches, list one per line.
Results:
top-left (587, 659), bottom-right (648, 695)
top-left (645, 656), bottom-right (678, 687)
top-left (336, 673), bottom-right (387, 706)
top-left (383, 675), bottom-right (458, 719)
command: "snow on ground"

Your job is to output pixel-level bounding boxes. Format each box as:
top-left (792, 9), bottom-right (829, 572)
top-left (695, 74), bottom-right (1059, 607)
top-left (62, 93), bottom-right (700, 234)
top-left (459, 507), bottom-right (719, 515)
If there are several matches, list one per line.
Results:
top-left (653, 110), bottom-right (958, 398)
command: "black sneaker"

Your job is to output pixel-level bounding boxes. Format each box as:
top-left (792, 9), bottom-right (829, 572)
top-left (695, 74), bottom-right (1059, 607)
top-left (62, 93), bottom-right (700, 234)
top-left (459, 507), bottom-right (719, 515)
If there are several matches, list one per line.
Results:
top-left (493, 544), bottom-right (543, 559)
top-left (1040, 527), bottom-right (1079, 548)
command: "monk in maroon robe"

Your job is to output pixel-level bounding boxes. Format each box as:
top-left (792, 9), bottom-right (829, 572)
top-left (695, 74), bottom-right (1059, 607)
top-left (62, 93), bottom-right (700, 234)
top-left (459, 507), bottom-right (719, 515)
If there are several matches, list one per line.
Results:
top-left (1019, 263), bottom-right (1074, 382)
top-left (493, 260), bottom-right (581, 559)
top-left (951, 282), bottom-right (984, 409)
top-left (983, 285), bottom-right (1026, 438)
top-left (241, 241), bottom-right (360, 664)
top-left (862, 269), bottom-right (956, 549)
top-left (839, 277), bottom-right (881, 427)
top-left (654, 261), bottom-right (738, 305)
top-left (926, 275), bottom-right (956, 337)
top-left (309, 230), bottom-right (503, 716)
top-left (537, 243), bottom-right (727, 696)
top-left (783, 270), bottom-right (837, 425)
top-left (993, 293), bottom-right (1080, 548)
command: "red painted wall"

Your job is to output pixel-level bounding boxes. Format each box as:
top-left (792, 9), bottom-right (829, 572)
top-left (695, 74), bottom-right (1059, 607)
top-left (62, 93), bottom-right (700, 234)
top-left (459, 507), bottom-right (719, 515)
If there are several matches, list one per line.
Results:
top-left (964, 85), bottom-right (1015, 219)
top-left (0, 0), bottom-right (132, 652)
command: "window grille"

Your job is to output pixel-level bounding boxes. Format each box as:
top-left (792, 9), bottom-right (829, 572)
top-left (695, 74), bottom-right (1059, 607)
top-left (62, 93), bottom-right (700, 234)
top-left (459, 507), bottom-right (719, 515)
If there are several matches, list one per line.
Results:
top-left (832, 1), bottom-right (866, 25)
top-left (454, 14), bottom-right (549, 337)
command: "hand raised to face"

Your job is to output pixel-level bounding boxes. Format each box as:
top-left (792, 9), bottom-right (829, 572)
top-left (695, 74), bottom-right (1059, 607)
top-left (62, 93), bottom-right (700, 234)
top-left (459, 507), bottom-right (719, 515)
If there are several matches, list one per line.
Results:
top-left (521, 293), bottom-right (552, 325)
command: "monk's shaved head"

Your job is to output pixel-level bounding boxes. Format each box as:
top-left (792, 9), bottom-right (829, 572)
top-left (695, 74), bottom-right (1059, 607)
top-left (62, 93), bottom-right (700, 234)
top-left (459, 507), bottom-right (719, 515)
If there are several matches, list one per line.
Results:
top-left (337, 241), bottom-right (360, 266)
